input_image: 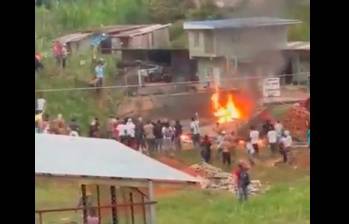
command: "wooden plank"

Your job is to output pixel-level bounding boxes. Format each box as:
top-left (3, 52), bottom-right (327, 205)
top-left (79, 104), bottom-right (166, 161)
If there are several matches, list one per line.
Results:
top-left (81, 184), bottom-right (87, 224)
top-left (110, 186), bottom-right (118, 224)
top-left (148, 181), bottom-right (156, 224)
top-left (96, 185), bottom-right (102, 224)
top-left (129, 193), bottom-right (135, 224)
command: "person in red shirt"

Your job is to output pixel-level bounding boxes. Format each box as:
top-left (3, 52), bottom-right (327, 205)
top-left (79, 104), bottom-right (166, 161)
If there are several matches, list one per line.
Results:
top-left (232, 161), bottom-right (251, 202)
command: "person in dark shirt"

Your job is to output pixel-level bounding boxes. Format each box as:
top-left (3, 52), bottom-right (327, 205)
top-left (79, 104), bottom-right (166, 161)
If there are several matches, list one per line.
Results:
top-left (69, 117), bottom-right (81, 135)
top-left (201, 135), bottom-right (212, 163)
top-left (262, 120), bottom-right (274, 137)
top-left (154, 120), bottom-right (163, 152)
top-left (89, 117), bottom-right (100, 138)
top-left (174, 120), bottom-right (183, 151)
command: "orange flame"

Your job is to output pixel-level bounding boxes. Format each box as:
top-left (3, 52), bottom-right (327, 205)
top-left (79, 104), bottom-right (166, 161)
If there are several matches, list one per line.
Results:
top-left (211, 92), bottom-right (241, 124)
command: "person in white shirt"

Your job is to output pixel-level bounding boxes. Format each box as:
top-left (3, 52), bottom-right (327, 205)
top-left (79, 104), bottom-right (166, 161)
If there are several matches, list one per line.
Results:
top-left (216, 131), bottom-right (225, 160)
top-left (249, 126), bottom-right (260, 155)
top-left (190, 115), bottom-right (200, 149)
top-left (280, 130), bottom-right (293, 163)
top-left (162, 123), bottom-right (175, 152)
top-left (117, 120), bottom-right (127, 144)
top-left (125, 118), bottom-right (136, 148)
top-left (246, 138), bottom-right (255, 166)
top-left (36, 97), bottom-right (46, 114)
top-left (267, 127), bottom-right (278, 154)
top-left (274, 120), bottom-right (283, 141)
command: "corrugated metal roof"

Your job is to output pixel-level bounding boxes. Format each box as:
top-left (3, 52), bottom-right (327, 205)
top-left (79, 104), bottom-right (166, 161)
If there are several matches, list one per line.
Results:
top-left (284, 41), bottom-right (310, 50)
top-left (35, 134), bottom-right (198, 184)
top-left (54, 32), bottom-right (92, 44)
top-left (110, 24), bottom-right (171, 38)
top-left (183, 17), bottom-right (301, 30)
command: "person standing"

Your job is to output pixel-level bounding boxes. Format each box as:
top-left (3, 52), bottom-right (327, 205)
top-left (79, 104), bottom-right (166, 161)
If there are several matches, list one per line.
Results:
top-left (216, 131), bottom-right (225, 160)
top-left (280, 130), bottom-right (293, 163)
top-left (52, 41), bottom-right (63, 66)
top-left (222, 140), bottom-right (232, 166)
top-left (233, 161), bottom-right (251, 202)
top-left (249, 126), bottom-right (260, 155)
top-left (95, 59), bottom-right (106, 93)
top-left (144, 120), bottom-right (155, 153)
top-left (36, 97), bottom-right (46, 115)
top-left (274, 120), bottom-right (283, 142)
top-left (125, 118), bottom-right (136, 148)
top-left (174, 120), bottom-right (183, 151)
top-left (62, 43), bottom-right (68, 69)
top-left (116, 120), bottom-right (127, 144)
top-left (190, 114), bottom-right (200, 150)
top-left (154, 120), bottom-right (163, 153)
top-left (246, 138), bottom-right (256, 166)
top-left (262, 120), bottom-right (273, 137)
top-left (267, 126), bottom-right (278, 154)
top-left (162, 122), bottom-right (174, 152)
top-left (135, 117), bottom-right (146, 152)
top-left (89, 117), bottom-right (100, 138)
top-left (69, 117), bottom-right (81, 136)
top-left (106, 116), bottom-right (117, 139)
top-left (201, 135), bottom-right (212, 163)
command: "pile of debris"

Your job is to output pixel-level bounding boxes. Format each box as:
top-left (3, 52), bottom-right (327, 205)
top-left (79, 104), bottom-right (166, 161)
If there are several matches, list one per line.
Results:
top-left (190, 162), bottom-right (263, 196)
top-left (283, 104), bottom-right (310, 141)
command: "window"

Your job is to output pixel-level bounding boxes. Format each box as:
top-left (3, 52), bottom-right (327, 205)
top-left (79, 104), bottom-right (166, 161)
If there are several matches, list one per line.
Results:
top-left (193, 32), bottom-right (200, 47)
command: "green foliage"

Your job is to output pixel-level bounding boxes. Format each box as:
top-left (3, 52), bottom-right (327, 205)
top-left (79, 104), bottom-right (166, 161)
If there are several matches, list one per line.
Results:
top-left (36, 52), bottom-right (123, 134)
top-left (148, 0), bottom-right (186, 24)
top-left (187, 0), bottom-right (225, 20)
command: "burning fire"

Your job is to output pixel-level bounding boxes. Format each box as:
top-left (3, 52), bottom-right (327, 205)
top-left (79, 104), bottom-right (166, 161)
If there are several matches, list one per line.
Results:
top-left (211, 92), bottom-right (241, 124)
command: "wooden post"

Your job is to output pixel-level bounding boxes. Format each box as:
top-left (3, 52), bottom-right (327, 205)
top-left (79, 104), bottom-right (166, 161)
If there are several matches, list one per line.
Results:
top-left (38, 212), bottom-right (43, 224)
top-left (81, 184), bottom-right (88, 224)
top-left (110, 186), bottom-right (118, 224)
top-left (148, 181), bottom-right (156, 224)
top-left (141, 195), bottom-right (147, 224)
top-left (122, 188), bottom-right (130, 224)
top-left (129, 192), bottom-right (135, 224)
top-left (96, 185), bottom-right (102, 224)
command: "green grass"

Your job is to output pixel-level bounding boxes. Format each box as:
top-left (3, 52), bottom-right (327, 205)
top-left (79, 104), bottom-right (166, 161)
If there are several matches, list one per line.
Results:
top-left (158, 179), bottom-right (309, 224)
top-left (36, 148), bottom-right (309, 224)
top-left (36, 53), bottom-right (124, 134)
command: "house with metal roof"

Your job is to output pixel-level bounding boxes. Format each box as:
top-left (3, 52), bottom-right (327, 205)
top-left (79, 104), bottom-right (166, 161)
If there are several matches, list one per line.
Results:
top-left (183, 17), bottom-right (304, 88)
top-left (55, 24), bottom-right (171, 55)
top-left (35, 134), bottom-right (198, 224)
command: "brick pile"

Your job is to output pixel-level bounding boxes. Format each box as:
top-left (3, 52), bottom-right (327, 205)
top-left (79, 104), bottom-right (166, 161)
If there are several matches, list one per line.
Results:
top-left (283, 104), bottom-right (310, 141)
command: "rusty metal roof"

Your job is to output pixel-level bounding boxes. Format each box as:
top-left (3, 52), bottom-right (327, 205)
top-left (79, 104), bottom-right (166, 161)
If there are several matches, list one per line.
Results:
top-left (35, 134), bottom-right (198, 184)
top-left (110, 24), bottom-right (171, 38)
top-left (54, 32), bottom-right (92, 44)
top-left (54, 24), bottom-right (171, 44)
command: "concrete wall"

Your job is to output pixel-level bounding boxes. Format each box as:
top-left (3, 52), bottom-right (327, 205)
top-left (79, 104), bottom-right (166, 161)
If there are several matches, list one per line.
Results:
top-left (187, 30), bottom-right (216, 57)
top-left (112, 27), bottom-right (171, 50)
top-left (215, 26), bottom-right (288, 59)
top-left (187, 26), bottom-right (289, 59)
top-left (68, 38), bottom-right (92, 55)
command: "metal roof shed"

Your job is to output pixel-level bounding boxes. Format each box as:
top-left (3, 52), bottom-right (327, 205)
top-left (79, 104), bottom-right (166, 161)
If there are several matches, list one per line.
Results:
top-left (183, 17), bottom-right (301, 30)
top-left (35, 134), bottom-right (198, 224)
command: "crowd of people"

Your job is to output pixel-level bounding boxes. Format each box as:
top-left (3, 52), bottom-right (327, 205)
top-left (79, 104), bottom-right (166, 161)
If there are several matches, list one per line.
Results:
top-left (35, 96), bottom-right (309, 203)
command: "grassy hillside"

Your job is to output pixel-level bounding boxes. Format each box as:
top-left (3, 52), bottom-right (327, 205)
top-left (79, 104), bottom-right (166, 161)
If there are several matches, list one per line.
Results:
top-left (35, 0), bottom-right (309, 133)
top-left (35, 53), bottom-right (123, 134)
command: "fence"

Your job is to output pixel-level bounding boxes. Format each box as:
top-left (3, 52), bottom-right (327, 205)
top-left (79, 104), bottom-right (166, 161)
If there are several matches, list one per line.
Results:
top-left (35, 73), bottom-right (310, 96)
